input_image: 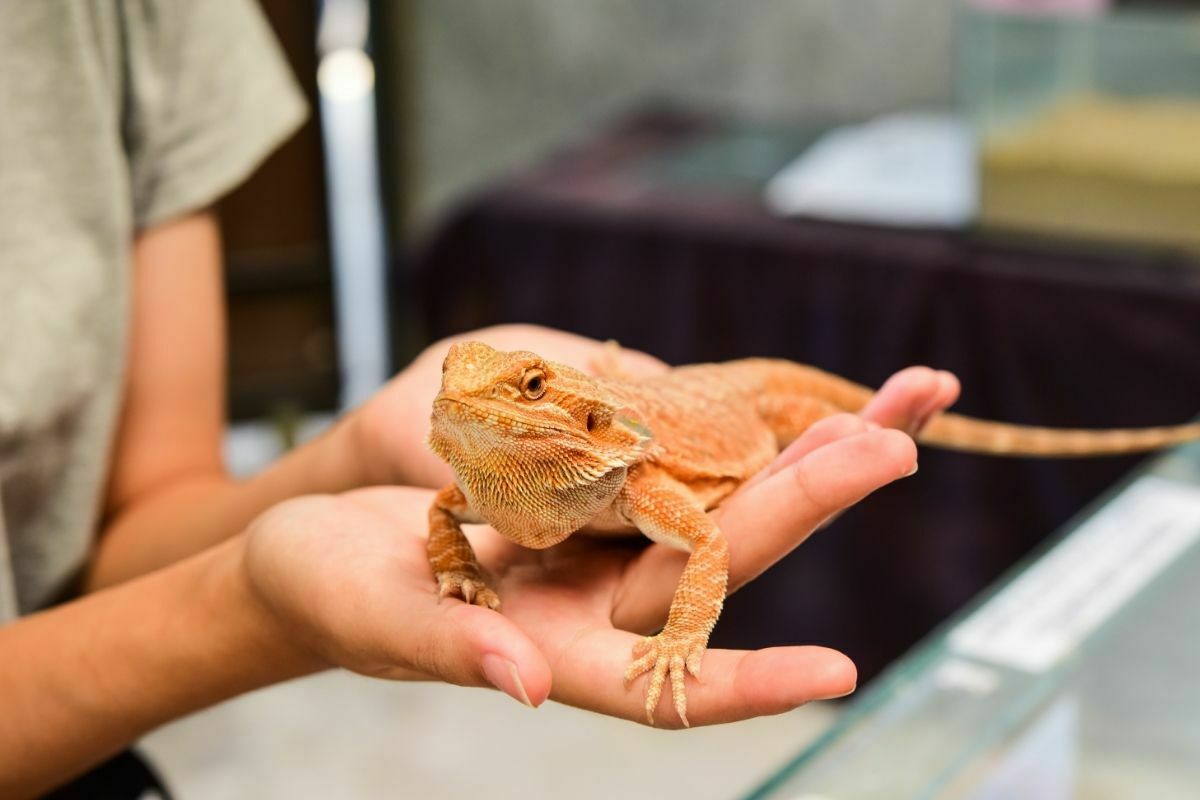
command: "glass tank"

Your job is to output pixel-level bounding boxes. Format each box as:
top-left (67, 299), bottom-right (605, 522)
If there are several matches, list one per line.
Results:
top-left (958, 5), bottom-right (1200, 254)
top-left (747, 439), bottom-right (1200, 799)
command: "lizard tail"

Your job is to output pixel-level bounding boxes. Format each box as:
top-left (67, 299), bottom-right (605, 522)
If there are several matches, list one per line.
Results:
top-left (918, 414), bottom-right (1200, 457)
top-left (748, 360), bottom-right (876, 412)
top-left (741, 359), bottom-right (1200, 457)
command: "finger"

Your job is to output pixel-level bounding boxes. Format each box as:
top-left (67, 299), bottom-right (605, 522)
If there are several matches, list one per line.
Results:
top-left (741, 413), bottom-right (869, 491)
top-left (553, 628), bottom-right (856, 729)
top-left (921, 370), bottom-right (962, 432)
top-left (721, 428), bottom-right (916, 590)
top-left (394, 598), bottom-right (554, 709)
top-left (860, 367), bottom-right (960, 435)
top-left (742, 368), bottom-right (957, 496)
top-left (613, 429), bottom-right (916, 632)
top-left (746, 371), bottom-right (955, 532)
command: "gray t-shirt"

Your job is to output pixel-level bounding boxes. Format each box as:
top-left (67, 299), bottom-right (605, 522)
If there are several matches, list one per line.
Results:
top-left (0, 0), bottom-right (306, 618)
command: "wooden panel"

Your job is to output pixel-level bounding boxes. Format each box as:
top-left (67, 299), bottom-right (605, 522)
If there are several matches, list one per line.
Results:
top-left (218, 0), bottom-right (338, 419)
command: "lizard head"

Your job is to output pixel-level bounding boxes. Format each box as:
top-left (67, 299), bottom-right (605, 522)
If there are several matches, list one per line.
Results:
top-left (428, 341), bottom-right (654, 547)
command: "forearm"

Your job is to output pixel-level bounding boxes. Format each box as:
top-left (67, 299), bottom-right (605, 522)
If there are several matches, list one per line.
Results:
top-left (87, 417), bottom-right (368, 591)
top-left (0, 538), bottom-right (318, 798)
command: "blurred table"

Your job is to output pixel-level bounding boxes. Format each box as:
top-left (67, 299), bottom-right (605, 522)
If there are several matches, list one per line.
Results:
top-left (412, 109), bottom-right (1200, 680)
top-left (747, 439), bottom-right (1200, 799)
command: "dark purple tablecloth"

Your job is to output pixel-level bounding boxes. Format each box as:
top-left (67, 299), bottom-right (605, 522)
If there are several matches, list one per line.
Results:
top-left (411, 112), bottom-right (1200, 680)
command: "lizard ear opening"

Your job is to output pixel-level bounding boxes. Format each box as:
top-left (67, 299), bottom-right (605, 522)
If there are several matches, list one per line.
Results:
top-left (583, 403), bottom-right (653, 455)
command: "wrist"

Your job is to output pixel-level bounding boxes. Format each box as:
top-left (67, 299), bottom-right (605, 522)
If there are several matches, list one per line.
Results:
top-left (338, 406), bottom-right (387, 487)
top-left (204, 536), bottom-right (327, 686)
top-left (89, 537), bottom-right (326, 723)
top-left (275, 410), bottom-right (379, 496)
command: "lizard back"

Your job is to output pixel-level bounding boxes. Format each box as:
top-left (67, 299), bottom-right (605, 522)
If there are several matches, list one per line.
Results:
top-left (605, 355), bottom-right (1200, 467)
top-left (601, 365), bottom-right (779, 490)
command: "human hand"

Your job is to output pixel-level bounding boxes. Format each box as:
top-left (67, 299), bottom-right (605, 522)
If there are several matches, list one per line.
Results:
top-left (350, 325), bottom-right (667, 489)
top-left (241, 364), bottom-right (957, 727)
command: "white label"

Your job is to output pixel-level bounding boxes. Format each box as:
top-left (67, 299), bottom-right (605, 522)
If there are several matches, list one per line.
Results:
top-left (949, 476), bottom-right (1200, 673)
top-left (934, 658), bottom-right (1001, 696)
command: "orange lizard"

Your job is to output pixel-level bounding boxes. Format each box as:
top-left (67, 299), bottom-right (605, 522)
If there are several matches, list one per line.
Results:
top-left (426, 341), bottom-right (1200, 726)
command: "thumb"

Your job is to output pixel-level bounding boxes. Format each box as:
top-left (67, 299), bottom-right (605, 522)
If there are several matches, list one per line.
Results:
top-left (404, 602), bottom-right (553, 708)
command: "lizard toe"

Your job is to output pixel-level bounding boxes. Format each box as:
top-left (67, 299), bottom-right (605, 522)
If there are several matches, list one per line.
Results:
top-left (625, 629), bottom-right (709, 727)
top-left (435, 570), bottom-right (502, 611)
top-left (624, 646), bottom-right (657, 686)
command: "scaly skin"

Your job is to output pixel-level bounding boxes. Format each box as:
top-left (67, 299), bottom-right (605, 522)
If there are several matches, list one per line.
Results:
top-left (426, 341), bottom-right (1200, 725)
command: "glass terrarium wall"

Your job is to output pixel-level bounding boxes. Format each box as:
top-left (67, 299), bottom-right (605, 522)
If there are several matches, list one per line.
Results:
top-left (376, 0), bottom-right (959, 235)
top-left (747, 441), bottom-right (1200, 799)
top-left (958, 5), bottom-right (1200, 253)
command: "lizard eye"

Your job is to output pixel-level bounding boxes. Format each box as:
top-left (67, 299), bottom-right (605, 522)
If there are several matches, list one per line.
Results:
top-left (520, 369), bottom-right (546, 400)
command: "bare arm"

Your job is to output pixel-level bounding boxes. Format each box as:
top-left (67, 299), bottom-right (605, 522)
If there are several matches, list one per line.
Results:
top-left (87, 212), bottom-right (372, 589)
top-left (0, 493), bottom-right (554, 797)
top-left (0, 539), bottom-right (314, 798)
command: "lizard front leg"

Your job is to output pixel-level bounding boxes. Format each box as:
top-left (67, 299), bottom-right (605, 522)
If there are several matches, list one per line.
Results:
top-left (619, 470), bottom-right (729, 727)
top-left (428, 484), bottom-right (501, 610)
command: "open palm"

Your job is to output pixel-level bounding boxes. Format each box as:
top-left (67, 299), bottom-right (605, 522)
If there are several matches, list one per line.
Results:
top-left (247, 366), bottom-right (957, 728)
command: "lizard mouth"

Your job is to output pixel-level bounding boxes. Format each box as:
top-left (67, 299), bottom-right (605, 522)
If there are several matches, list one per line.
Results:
top-left (432, 395), bottom-right (501, 425)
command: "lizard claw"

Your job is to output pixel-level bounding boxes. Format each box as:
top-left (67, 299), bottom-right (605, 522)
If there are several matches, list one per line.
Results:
top-left (624, 630), bottom-right (708, 727)
top-left (435, 570), bottom-right (501, 611)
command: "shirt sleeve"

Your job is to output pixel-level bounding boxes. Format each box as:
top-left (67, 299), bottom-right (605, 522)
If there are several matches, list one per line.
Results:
top-left (120, 0), bottom-right (309, 229)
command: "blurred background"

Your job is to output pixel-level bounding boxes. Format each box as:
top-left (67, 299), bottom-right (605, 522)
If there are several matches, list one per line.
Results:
top-left (157, 0), bottom-right (1200, 796)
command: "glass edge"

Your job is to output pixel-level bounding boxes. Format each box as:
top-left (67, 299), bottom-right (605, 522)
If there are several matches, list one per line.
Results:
top-left (743, 440), bottom-right (1200, 799)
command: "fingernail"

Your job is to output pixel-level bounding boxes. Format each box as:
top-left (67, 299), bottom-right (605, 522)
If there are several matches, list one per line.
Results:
top-left (481, 654), bottom-right (535, 708)
top-left (903, 462), bottom-right (919, 478)
top-left (821, 683), bottom-right (857, 700)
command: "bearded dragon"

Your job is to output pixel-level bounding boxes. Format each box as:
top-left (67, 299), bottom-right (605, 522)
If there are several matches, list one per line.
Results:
top-left (426, 341), bottom-right (1200, 725)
